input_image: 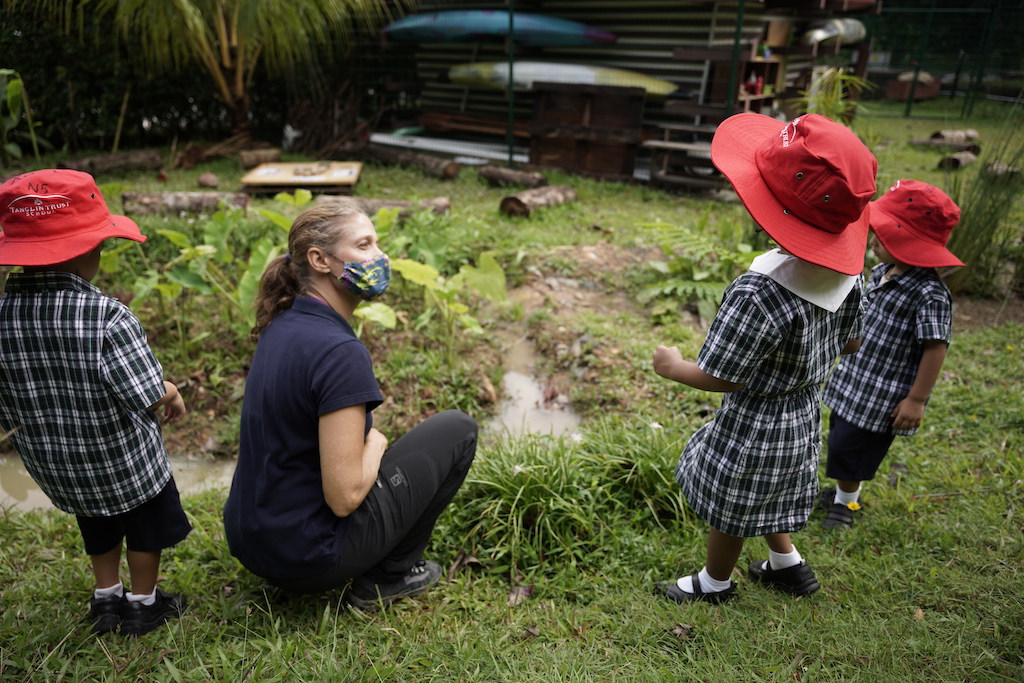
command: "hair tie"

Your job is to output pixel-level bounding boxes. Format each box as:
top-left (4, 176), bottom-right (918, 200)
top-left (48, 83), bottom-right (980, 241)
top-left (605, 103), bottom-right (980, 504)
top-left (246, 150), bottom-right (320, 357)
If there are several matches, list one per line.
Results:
top-left (284, 253), bottom-right (292, 262)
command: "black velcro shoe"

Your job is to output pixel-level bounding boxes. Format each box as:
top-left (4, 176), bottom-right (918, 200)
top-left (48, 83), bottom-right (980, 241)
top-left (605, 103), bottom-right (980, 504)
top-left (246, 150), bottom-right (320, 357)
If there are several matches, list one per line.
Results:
top-left (654, 573), bottom-right (737, 604)
top-left (347, 560), bottom-right (442, 611)
top-left (87, 594), bottom-right (124, 635)
top-left (747, 560), bottom-right (820, 596)
top-left (822, 501), bottom-right (858, 529)
top-left (121, 589), bottom-right (187, 636)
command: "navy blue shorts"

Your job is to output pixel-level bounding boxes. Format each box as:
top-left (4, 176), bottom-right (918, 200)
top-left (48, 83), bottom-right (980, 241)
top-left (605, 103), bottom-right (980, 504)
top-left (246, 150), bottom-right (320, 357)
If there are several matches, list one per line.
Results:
top-left (76, 479), bottom-right (192, 555)
top-left (825, 412), bottom-right (896, 482)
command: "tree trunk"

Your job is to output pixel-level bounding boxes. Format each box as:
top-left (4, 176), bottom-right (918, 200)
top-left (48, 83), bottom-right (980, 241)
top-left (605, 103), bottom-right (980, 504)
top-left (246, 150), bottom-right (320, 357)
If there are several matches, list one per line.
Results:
top-left (362, 145), bottom-right (461, 179)
top-left (318, 195), bottom-right (451, 218)
top-left (479, 165), bottom-right (548, 188)
top-left (238, 148), bottom-right (282, 169)
top-left (59, 149), bottom-right (163, 174)
top-left (910, 138), bottom-right (981, 154)
top-left (500, 185), bottom-right (577, 217)
top-left (122, 191), bottom-right (249, 216)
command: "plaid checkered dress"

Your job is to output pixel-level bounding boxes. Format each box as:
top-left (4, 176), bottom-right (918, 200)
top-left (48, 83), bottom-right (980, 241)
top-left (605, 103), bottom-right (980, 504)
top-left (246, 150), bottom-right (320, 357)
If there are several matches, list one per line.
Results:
top-left (824, 264), bottom-right (952, 436)
top-left (0, 272), bottom-right (170, 516)
top-left (676, 272), bottom-right (863, 537)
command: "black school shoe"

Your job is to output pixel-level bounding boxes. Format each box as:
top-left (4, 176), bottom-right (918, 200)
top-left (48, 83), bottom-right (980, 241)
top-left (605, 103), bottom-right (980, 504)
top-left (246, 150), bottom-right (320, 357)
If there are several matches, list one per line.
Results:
top-left (747, 560), bottom-right (821, 596)
top-left (819, 487), bottom-right (860, 529)
top-left (347, 560), bottom-right (442, 611)
top-left (121, 589), bottom-right (188, 636)
top-left (654, 573), bottom-right (737, 604)
top-left (87, 594), bottom-right (124, 635)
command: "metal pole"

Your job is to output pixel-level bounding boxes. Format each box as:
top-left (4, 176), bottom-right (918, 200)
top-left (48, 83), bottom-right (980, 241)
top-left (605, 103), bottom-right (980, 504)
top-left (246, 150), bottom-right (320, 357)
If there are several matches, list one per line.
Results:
top-left (904, 0), bottom-right (937, 118)
top-left (963, 0), bottom-right (1000, 118)
top-left (507, 0), bottom-right (515, 167)
top-left (726, 0), bottom-right (747, 116)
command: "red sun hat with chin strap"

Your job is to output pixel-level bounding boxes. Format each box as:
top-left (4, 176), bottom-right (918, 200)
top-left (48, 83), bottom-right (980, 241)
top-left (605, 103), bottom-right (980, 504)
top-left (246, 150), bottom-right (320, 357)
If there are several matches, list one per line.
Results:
top-left (711, 113), bottom-right (878, 276)
top-left (868, 179), bottom-right (964, 268)
top-left (0, 168), bottom-right (145, 266)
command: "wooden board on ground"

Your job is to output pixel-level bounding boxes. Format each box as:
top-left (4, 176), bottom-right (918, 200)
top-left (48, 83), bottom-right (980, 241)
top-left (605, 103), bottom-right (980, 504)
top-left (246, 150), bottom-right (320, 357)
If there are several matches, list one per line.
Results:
top-left (240, 161), bottom-right (362, 195)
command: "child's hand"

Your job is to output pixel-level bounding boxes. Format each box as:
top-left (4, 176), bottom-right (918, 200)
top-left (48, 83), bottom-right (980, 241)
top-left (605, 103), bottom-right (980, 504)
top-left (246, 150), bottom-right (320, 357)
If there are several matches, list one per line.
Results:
top-left (152, 380), bottom-right (187, 424)
top-left (653, 345), bottom-right (683, 379)
top-left (891, 397), bottom-right (925, 431)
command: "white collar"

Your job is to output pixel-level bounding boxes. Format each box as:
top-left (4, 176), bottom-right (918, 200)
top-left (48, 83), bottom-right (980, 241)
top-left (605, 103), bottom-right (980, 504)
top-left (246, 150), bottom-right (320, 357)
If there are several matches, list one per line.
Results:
top-left (749, 249), bottom-right (859, 312)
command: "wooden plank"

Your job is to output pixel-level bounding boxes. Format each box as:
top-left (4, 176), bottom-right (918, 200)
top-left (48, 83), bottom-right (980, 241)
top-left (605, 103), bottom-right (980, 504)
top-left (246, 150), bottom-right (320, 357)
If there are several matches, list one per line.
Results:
top-left (642, 140), bottom-right (712, 152)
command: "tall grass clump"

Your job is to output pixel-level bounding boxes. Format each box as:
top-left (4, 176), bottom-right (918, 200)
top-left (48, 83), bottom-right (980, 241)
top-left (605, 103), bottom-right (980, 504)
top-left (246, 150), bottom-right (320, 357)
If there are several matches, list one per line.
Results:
top-left (944, 99), bottom-right (1024, 296)
top-left (444, 420), bottom-right (698, 576)
top-left (786, 66), bottom-right (875, 125)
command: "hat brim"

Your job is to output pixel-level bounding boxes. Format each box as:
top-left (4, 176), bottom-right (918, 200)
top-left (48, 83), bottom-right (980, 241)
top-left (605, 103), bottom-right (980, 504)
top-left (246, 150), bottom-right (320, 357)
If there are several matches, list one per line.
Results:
top-left (0, 214), bottom-right (145, 266)
top-left (869, 204), bottom-right (965, 268)
top-left (711, 114), bottom-right (869, 276)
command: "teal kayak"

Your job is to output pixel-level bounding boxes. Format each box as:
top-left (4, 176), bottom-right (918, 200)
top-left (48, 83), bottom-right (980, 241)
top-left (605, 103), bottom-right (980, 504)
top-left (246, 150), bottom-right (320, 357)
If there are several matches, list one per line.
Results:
top-left (382, 10), bottom-right (617, 47)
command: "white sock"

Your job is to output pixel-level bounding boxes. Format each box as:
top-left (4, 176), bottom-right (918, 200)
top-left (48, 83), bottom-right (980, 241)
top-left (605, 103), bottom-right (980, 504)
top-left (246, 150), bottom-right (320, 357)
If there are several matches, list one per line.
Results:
top-left (126, 590), bottom-right (156, 606)
top-left (676, 566), bottom-right (732, 594)
top-left (763, 546), bottom-right (803, 571)
top-left (835, 486), bottom-right (861, 506)
top-left (94, 582), bottom-right (123, 599)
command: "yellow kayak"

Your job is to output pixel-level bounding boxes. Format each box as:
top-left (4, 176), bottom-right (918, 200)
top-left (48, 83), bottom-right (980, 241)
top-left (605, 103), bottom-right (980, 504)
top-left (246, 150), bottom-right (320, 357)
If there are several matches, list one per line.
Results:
top-left (449, 61), bottom-right (677, 97)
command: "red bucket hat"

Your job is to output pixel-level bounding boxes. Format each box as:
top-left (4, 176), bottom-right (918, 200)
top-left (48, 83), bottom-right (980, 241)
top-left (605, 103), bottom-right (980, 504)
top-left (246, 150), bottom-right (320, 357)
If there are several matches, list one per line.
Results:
top-left (0, 169), bottom-right (144, 266)
top-left (711, 113), bottom-right (878, 276)
top-left (869, 179), bottom-right (963, 268)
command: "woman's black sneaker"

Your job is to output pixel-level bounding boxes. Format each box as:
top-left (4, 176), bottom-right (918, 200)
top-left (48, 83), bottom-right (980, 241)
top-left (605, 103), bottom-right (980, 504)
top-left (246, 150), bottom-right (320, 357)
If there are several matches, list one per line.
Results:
top-left (121, 589), bottom-right (187, 636)
top-left (347, 560), bottom-right (442, 611)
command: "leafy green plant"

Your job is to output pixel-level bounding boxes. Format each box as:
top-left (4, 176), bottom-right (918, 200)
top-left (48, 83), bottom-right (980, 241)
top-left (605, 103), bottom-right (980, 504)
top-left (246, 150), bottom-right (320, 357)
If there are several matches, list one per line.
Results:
top-left (637, 208), bottom-right (756, 323)
top-left (391, 251), bottom-right (507, 365)
top-left (0, 68), bottom-right (49, 166)
top-left (787, 66), bottom-right (875, 125)
top-left (944, 101), bottom-right (1024, 296)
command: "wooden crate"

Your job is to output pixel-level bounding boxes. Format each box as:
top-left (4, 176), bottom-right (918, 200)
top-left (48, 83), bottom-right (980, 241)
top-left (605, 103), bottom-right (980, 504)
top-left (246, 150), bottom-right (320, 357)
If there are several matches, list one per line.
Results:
top-left (240, 161), bottom-right (362, 195)
top-left (528, 83), bottom-right (646, 181)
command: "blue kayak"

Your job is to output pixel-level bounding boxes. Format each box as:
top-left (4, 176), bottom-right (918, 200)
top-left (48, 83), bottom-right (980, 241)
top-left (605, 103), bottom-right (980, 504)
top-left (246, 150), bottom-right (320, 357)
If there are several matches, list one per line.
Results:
top-left (382, 10), bottom-right (617, 47)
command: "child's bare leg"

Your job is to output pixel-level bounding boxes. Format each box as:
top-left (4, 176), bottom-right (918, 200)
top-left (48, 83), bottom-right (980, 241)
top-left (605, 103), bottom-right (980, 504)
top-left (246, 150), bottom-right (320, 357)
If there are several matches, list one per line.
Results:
top-left (764, 532), bottom-right (793, 554)
top-left (90, 542), bottom-right (123, 588)
top-left (126, 549), bottom-right (161, 596)
top-left (836, 480), bottom-right (860, 493)
top-left (706, 527), bottom-right (745, 581)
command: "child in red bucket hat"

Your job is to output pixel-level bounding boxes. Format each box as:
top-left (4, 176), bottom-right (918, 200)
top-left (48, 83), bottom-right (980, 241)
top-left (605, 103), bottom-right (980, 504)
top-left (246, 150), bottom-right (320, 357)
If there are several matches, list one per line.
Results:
top-left (820, 180), bottom-right (963, 529)
top-left (0, 169), bottom-right (191, 635)
top-left (652, 113), bottom-right (877, 602)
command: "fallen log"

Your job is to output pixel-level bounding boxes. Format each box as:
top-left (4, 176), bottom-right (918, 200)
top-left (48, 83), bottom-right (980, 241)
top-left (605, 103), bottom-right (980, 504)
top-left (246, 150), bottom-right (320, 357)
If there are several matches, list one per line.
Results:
top-left (937, 152), bottom-right (977, 171)
top-left (59, 149), bottom-right (163, 174)
top-left (478, 165), bottom-right (548, 189)
top-left (910, 138), bottom-right (981, 154)
top-left (122, 191), bottom-right (249, 216)
top-left (362, 145), bottom-right (461, 179)
top-left (238, 147), bottom-right (282, 169)
top-left (981, 161), bottom-right (1021, 184)
top-left (500, 185), bottom-right (576, 217)
top-left (930, 129), bottom-right (979, 145)
top-left (317, 195), bottom-right (451, 218)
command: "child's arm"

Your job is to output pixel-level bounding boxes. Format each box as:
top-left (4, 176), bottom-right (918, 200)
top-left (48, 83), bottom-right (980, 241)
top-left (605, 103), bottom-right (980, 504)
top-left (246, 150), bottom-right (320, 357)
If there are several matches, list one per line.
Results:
top-left (653, 345), bottom-right (745, 392)
top-left (841, 338), bottom-right (862, 355)
top-left (890, 340), bottom-right (947, 431)
top-left (148, 380), bottom-right (187, 424)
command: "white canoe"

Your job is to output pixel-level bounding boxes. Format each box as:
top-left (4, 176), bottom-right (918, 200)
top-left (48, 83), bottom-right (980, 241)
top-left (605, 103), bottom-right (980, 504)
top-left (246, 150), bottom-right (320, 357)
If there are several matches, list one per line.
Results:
top-left (449, 61), bottom-right (678, 96)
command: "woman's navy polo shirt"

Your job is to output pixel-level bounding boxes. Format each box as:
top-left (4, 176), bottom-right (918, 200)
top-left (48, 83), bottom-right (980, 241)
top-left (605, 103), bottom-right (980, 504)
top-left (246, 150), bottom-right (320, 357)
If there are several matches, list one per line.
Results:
top-left (224, 297), bottom-right (383, 579)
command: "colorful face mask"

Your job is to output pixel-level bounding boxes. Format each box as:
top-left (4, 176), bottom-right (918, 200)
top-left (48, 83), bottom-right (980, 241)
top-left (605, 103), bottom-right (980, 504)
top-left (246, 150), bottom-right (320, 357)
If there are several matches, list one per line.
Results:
top-left (336, 253), bottom-right (391, 300)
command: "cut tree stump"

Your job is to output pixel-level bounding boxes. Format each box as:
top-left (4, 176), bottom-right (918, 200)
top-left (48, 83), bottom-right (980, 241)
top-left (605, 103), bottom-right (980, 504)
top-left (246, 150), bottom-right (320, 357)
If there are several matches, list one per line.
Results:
top-left (317, 195), bottom-right (451, 218)
top-left (937, 152), bottom-right (978, 170)
top-left (931, 129), bottom-right (979, 145)
top-left (238, 148), bottom-right (282, 169)
top-left (122, 191), bottom-right (249, 216)
top-left (59, 149), bottom-right (163, 174)
top-left (500, 185), bottom-right (577, 217)
top-left (362, 145), bottom-right (461, 179)
top-left (478, 165), bottom-right (548, 188)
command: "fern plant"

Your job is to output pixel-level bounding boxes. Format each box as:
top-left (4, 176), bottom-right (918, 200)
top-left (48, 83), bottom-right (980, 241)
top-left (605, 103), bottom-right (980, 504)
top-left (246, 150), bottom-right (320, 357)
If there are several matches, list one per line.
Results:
top-left (638, 208), bottom-right (757, 323)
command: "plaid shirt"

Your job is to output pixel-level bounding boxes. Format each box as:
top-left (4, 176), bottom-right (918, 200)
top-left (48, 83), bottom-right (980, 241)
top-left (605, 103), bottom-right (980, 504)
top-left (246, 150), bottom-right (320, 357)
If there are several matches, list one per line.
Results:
top-left (824, 264), bottom-right (953, 435)
top-left (0, 272), bottom-right (171, 516)
top-left (676, 272), bottom-right (863, 537)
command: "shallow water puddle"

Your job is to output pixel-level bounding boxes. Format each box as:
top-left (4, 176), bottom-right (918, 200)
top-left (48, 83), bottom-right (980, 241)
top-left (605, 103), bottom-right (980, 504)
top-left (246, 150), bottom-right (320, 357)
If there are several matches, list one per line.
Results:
top-left (485, 335), bottom-right (581, 438)
top-left (0, 453), bottom-right (236, 513)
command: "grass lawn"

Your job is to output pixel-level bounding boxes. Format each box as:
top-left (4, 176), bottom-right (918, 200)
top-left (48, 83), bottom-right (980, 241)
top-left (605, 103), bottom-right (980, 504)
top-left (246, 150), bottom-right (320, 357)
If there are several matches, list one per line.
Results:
top-left (0, 98), bottom-right (1022, 681)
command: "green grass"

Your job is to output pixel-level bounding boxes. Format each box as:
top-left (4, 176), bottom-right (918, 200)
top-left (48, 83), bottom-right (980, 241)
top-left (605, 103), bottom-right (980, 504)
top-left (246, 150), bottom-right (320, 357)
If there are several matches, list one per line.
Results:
top-left (1, 97), bottom-right (1022, 681)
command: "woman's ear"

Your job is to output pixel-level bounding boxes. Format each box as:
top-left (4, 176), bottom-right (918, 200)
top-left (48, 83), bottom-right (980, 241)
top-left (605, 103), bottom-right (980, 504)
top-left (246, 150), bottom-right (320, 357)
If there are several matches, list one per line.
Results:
top-left (306, 247), bottom-right (333, 274)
